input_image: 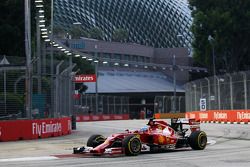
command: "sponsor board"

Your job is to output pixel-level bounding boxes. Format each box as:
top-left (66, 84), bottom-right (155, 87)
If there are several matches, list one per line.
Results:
top-left (214, 112), bottom-right (228, 120)
top-left (113, 115), bottom-right (123, 120)
top-left (68, 120), bottom-right (72, 131)
top-left (32, 122), bottom-right (62, 136)
top-left (92, 115), bottom-right (100, 121)
top-left (0, 117), bottom-right (71, 142)
top-left (103, 115), bottom-right (111, 120)
top-left (76, 114), bottom-right (130, 122)
top-left (237, 112), bottom-right (250, 120)
top-left (199, 112), bottom-right (208, 119)
top-left (186, 110), bottom-right (250, 123)
top-left (73, 74), bottom-right (96, 83)
top-left (190, 113), bottom-right (196, 119)
top-left (82, 116), bottom-right (91, 121)
top-left (76, 116), bottom-right (80, 121)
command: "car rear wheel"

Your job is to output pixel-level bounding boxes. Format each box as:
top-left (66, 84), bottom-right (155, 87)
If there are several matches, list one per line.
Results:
top-left (87, 134), bottom-right (106, 148)
top-left (123, 135), bottom-right (141, 156)
top-left (189, 131), bottom-right (207, 150)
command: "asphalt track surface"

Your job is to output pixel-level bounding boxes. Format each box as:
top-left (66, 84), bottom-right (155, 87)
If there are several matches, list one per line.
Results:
top-left (0, 120), bottom-right (250, 167)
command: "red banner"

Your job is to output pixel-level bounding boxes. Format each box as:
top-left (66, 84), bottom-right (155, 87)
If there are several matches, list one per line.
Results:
top-left (76, 114), bottom-right (130, 122)
top-left (73, 74), bottom-right (96, 82)
top-left (185, 110), bottom-right (250, 123)
top-left (0, 117), bottom-right (72, 142)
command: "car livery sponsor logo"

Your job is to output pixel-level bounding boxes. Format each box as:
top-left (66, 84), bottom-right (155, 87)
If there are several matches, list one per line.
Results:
top-left (32, 122), bottom-right (62, 136)
top-left (237, 112), bottom-right (250, 120)
top-left (158, 135), bottom-right (165, 144)
top-left (214, 112), bottom-right (227, 120)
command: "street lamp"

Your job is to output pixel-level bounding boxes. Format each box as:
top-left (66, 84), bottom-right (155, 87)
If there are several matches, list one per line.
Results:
top-left (208, 35), bottom-right (217, 109)
top-left (172, 55), bottom-right (177, 113)
top-left (208, 35), bottom-right (216, 76)
top-left (172, 34), bottom-right (183, 113)
top-left (94, 44), bottom-right (99, 114)
top-left (25, 0), bottom-right (32, 119)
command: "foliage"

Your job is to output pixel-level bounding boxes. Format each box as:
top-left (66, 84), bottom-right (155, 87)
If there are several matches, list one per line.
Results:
top-left (68, 26), bottom-right (104, 40)
top-left (89, 27), bottom-right (104, 40)
top-left (0, 93), bottom-right (24, 114)
top-left (112, 28), bottom-right (129, 42)
top-left (0, 0), bottom-right (25, 57)
top-left (189, 0), bottom-right (250, 75)
top-left (69, 26), bottom-right (89, 39)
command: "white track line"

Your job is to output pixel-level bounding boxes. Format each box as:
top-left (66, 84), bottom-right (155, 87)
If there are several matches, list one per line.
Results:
top-left (0, 156), bottom-right (58, 162)
top-left (207, 140), bottom-right (216, 146)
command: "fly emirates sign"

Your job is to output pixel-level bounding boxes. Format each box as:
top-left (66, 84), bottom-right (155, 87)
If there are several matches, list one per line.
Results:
top-left (73, 74), bottom-right (96, 83)
top-left (32, 121), bottom-right (62, 136)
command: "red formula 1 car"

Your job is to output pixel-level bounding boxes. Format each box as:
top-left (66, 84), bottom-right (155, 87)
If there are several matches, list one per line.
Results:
top-left (73, 118), bottom-right (207, 156)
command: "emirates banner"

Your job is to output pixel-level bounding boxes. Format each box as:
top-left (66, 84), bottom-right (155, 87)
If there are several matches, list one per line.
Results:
top-left (0, 117), bottom-right (72, 142)
top-left (185, 110), bottom-right (250, 123)
top-left (73, 74), bottom-right (96, 82)
top-left (76, 114), bottom-right (130, 122)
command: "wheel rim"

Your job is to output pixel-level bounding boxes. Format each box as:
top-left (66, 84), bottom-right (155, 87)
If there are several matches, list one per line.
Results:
top-left (130, 138), bottom-right (141, 153)
top-left (199, 134), bottom-right (207, 147)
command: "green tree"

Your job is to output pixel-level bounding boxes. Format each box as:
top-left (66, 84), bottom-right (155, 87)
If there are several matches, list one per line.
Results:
top-left (189, 0), bottom-right (250, 74)
top-left (69, 26), bottom-right (89, 39)
top-left (89, 27), bottom-right (103, 40)
top-left (0, 0), bottom-right (25, 57)
top-left (112, 28), bottom-right (128, 42)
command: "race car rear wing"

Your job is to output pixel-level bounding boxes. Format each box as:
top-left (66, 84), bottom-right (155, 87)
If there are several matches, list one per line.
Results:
top-left (171, 118), bottom-right (200, 132)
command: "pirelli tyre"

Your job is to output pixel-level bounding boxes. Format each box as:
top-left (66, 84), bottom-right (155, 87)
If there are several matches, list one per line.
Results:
top-left (123, 135), bottom-right (142, 156)
top-left (189, 131), bottom-right (207, 150)
top-left (87, 134), bottom-right (106, 148)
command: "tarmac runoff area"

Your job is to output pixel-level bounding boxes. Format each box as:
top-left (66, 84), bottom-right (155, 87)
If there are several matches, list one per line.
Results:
top-left (0, 120), bottom-right (250, 167)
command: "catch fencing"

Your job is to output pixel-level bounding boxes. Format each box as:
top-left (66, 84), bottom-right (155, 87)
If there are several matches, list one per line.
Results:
top-left (0, 55), bottom-right (73, 120)
top-left (185, 71), bottom-right (250, 112)
top-left (154, 96), bottom-right (185, 113)
top-left (74, 94), bottom-right (130, 115)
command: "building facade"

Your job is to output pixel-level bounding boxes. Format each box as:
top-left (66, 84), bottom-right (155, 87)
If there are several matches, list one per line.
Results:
top-left (59, 38), bottom-right (191, 83)
top-left (54, 0), bottom-right (193, 49)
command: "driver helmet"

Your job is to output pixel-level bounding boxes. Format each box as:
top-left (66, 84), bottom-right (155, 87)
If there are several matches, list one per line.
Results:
top-left (147, 118), bottom-right (155, 126)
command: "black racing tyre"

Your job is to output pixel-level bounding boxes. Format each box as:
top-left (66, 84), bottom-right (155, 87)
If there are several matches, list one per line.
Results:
top-left (87, 134), bottom-right (106, 147)
top-left (189, 131), bottom-right (207, 150)
top-left (123, 135), bottom-right (142, 156)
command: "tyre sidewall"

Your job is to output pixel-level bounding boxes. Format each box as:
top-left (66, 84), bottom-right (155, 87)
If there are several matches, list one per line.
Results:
top-left (123, 135), bottom-right (142, 156)
top-left (189, 131), bottom-right (207, 150)
top-left (87, 134), bottom-right (106, 147)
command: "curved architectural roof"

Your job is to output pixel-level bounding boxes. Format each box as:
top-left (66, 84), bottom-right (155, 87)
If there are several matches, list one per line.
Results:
top-left (84, 71), bottom-right (184, 93)
top-left (54, 0), bottom-right (192, 48)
